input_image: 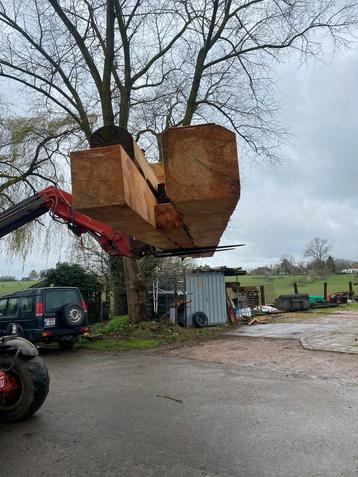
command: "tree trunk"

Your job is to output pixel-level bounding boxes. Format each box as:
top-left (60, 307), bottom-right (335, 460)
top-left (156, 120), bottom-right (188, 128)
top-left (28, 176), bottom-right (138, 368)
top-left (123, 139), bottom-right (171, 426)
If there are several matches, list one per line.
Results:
top-left (93, 67), bottom-right (147, 322)
top-left (157, 133), bottom-right (163, 162)
top-left (182, 49), bottom-right (206, 125)
top-left (109, 256), bottom-right (128, 315)
top-left (122, 255), bottom-right (148, 322)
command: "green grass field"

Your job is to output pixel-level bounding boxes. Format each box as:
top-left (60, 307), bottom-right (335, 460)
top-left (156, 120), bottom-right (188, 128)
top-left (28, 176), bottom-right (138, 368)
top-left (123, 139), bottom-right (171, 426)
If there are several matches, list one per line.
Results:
top-left (0, 280), bottom-right (34, 297)
top-left (226, 274), bottom-right (358, 300)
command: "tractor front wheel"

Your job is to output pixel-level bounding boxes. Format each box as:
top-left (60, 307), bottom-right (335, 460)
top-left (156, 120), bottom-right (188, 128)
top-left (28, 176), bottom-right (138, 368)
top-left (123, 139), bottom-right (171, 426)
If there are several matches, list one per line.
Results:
top-left (0, 354), bottom-right (49, 423)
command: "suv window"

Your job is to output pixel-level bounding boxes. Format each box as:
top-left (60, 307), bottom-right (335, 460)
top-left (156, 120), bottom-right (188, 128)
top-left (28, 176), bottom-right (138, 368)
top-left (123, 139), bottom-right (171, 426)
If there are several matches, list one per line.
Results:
top-left (7, 298), bottom-right (18, 315)
top-left (44, 290), bottom-right (79, 313)
top-left (20, 296), bottom-right (35, 317)
top-left (0, 298), bottom-right (7, 316)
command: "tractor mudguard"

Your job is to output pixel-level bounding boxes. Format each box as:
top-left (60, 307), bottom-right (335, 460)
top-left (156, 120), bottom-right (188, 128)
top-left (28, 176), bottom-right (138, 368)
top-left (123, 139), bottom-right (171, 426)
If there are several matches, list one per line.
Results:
top-left (0, 336), bottom-right (39, 358)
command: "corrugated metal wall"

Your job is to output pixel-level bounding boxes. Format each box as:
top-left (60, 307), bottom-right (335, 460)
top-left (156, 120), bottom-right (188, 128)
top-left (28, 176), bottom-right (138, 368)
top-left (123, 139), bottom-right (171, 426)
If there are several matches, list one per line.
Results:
top-left (185, 273), bottom-right (226, 326)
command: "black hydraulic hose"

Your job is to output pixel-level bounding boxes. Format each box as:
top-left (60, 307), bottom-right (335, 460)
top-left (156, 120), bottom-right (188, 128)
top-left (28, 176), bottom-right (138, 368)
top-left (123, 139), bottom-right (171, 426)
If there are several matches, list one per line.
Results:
top-left (0, 193), bottom-right (49, 238)
top-left (2, 348), bottom-right (20, 372)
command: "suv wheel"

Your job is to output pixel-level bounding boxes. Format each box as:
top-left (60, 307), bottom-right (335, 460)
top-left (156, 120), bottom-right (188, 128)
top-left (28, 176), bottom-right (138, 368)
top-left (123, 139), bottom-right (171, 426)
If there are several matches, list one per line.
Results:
top-left (64, 304), bottom-right (84, 327)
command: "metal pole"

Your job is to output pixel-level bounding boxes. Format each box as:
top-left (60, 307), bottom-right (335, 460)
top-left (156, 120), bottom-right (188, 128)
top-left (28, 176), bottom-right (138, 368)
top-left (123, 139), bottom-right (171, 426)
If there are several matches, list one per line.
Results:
top-left (174, 279), bottom-right (177, 325)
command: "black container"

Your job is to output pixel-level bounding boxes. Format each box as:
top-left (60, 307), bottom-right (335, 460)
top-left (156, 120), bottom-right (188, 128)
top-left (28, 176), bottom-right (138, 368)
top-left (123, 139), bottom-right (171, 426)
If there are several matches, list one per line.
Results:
top-left (275, 294), bottom-right (310, 312)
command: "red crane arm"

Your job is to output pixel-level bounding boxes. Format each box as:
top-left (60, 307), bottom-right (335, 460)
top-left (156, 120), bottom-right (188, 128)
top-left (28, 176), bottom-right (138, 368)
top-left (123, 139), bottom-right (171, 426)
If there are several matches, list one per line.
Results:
top-left (37, 186), bottom-right (131, 257)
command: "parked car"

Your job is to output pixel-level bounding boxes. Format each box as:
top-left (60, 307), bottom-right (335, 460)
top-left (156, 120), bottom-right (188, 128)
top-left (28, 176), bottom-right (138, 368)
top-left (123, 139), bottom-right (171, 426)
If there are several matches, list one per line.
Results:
top-left (0, 287), bottom-right (89, 349)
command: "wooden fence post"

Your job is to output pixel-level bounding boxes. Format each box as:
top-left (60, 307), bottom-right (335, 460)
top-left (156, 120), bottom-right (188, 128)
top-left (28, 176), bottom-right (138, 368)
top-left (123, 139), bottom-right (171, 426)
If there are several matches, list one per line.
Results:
top-left (260, 286), bottom-right (265, 306)
top-left (349, 281), bottom-right (354, 300)
top-left (293, 282), bottom-right (298, 294)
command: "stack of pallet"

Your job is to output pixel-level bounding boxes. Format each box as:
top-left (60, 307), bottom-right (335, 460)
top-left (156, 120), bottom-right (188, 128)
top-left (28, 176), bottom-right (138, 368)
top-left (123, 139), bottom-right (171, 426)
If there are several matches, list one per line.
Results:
top-left (70, 124), bottom-right (240, 256)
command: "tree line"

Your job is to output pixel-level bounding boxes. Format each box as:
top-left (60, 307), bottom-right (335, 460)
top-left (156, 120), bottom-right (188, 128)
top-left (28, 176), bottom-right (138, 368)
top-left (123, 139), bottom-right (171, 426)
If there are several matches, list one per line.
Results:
top-left (250, 238), bottom-right (357, 275)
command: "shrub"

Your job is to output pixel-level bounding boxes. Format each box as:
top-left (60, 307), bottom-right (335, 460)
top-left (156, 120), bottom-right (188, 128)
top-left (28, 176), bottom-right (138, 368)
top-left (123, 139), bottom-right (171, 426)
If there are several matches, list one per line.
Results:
top-left (97, 315), bottom-right (129, 334)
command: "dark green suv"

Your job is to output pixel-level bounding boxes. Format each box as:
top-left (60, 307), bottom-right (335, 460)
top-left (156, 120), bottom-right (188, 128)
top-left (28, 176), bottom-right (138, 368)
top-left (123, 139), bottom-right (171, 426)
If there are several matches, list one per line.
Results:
top-left (0, 287), bottom-right (89, 349)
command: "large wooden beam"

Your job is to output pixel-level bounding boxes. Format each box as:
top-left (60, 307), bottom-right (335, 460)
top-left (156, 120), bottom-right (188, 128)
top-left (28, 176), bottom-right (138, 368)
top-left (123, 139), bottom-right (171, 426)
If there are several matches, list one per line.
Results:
top-left (150, 163), bottom-right (165, 183)
top-left (155, 202), bottom-right (193, 248)
top-left (161, 124), bottom-right (240, 249)
top-left (132, 141), bottom-right (161, 192)
top-left (90, 125), bottom-right (160, 193)
top-left (71, 145), bottom-right (176, 249)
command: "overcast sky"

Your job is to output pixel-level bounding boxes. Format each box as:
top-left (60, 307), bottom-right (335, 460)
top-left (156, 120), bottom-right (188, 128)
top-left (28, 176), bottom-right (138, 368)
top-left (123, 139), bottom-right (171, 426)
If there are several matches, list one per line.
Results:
top-left (205, 46), bottom-right (358, 270)
top-left (1, 45), bottom-right (358, 277)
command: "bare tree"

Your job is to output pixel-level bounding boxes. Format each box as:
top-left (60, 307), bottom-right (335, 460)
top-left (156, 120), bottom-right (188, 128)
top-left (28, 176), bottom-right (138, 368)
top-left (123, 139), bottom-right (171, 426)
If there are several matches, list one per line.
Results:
top-left (135, 0), bottom-right (358, 160)
top-left (73, 237), bottom-right (113, 300)
top-left (304, 238), bottom-right (331, 269)
top-left (0, 114), bottom-right (79, 203)
top-left (156, 256), bottom-right (196, 277)
top-left (0, 0), bottom-right (356, 320)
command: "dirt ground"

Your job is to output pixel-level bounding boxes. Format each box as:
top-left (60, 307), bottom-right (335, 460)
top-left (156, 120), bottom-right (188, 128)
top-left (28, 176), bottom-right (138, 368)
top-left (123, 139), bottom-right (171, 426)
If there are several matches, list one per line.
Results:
top-left (162, 335), bottom-right (358, 384)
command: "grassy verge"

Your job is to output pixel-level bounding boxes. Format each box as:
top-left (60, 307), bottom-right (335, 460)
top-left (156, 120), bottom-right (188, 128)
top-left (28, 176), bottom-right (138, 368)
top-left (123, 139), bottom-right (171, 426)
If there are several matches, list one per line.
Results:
top-left (77, 315), bottom-right (226, 351)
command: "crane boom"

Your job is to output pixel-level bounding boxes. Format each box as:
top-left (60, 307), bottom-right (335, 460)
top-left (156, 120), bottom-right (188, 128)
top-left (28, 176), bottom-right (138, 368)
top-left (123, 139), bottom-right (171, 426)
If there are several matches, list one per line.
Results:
top-left (0, 186), bottom-right (131, 257)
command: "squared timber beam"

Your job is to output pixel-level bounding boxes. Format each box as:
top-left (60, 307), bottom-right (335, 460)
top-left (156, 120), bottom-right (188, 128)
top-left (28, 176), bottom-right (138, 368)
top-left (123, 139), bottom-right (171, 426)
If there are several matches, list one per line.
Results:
top-left (71, 145), bottom-right (176, 249)
top-left (161, 124), bottom-right (240, 248)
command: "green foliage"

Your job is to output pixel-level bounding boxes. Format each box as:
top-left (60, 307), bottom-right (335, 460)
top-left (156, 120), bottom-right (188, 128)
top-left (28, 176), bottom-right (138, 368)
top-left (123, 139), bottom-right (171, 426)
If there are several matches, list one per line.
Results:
top-left (43, 262), bottom-right (102, 297)
top-left (3, 114), bottom-right (77, 146)
top-left (137, 255), bottom-right (160, 287)
top-left (79, 314), bottom-right (225, 351)
top-left (92, 315), bottom-right (129, 334)
top-left (6, 224), bottom-right (35, 260)
top-left (47, 115), bottom-right (76, 135)
top-left (39, 270), bottom-right (48, 279)
top-left (0, 112), bottom-right (82, 261)
top-left (5, 117), bottom-right (34, 145)
top-left (29, 269), bottom-right (38, 279)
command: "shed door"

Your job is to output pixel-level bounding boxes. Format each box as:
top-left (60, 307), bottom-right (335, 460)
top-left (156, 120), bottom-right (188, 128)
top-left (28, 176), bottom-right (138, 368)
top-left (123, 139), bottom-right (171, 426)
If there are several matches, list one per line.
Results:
top-left (186, 274), bottom-right (226, 326)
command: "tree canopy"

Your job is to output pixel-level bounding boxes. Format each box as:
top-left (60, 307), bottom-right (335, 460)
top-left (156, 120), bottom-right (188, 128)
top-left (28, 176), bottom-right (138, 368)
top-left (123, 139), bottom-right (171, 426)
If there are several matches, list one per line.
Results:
top-left (43, 262), bottom-right (103, 297)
